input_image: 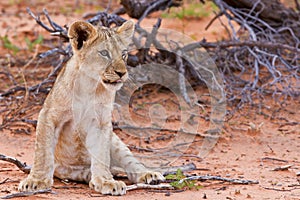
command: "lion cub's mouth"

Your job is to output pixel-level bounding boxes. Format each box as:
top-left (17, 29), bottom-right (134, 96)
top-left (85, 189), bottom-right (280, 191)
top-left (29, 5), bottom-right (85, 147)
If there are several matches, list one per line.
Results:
top-left (103, 79), bottom-right (123, 85)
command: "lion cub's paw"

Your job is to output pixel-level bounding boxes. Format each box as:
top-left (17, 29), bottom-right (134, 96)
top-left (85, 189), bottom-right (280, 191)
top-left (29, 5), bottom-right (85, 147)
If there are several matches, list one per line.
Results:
top-left (89, 177), bottom-right (126, 196)
top-left (138, 172), bottom-right (165, 185)
top-left (18, 177), bottom-right (52, 192)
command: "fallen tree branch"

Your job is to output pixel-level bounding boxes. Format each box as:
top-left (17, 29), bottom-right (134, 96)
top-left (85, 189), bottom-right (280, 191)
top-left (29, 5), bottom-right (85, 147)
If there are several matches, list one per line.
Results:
top-left (272, 164), bottom-right (293, 171)
top-left (261, 157), bottom-right (288, 163)
top-left (27, 8), bottom-right (68, 41)
top-left (178, 175), bottom-right (259, 185)
top-left (260, 186), bottom-right (293, 192)
top-left (120, 0), bottom-right (182, 19)
top-left (183, 39), bottom-right (300, 54)
top-left (0, 189), bottom-right (52, 199)
top-left (0, 154), bottom-right (30, 174)
top-left (126, 183), bottom-right (174, 191)
top-left (0, 178), bottom-right (9, 185)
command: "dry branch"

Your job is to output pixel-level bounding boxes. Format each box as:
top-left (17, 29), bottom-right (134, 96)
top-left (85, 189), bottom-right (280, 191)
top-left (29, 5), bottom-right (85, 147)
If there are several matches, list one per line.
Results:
top-left (0, 189), bottom-right (52, 199)
top-left (272, 164), bottom-right (293, 171)
top-left (27, 8), bottom-right (68, 41)
top-left (261, 157), bottom-right (288, 163)
top-left (0, 178), bottom-right (9, 185)
top-left (209, 0), bottom-right (299, 111)
top-left (260, 186), bottom-right (293, 192)
top-left (120, 0), bottom-right (182, 19)
top-left (0, 154), bottom-right (30, 174)
top-left (178, 175), bottom-right (259, 185)
top-left (126, 183), bottom-right (174, 191)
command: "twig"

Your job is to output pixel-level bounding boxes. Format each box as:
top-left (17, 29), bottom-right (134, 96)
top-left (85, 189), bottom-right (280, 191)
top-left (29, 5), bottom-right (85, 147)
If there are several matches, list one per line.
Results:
top-left (183, 39), bottom-right (300, 53)
top-left (0, 189), bottom-right (53, 199)
top-left (178, 175), bottom-right (259, 185)
top-left (87, 11), bottom-right (126, 27)
top-left (26, 8), bottom-right (68, 41)
top-left (278, 121), bottom-right (300, 128)
top-left (0, 178), bottom-right (9, 185)
top-left (261, 157), bottom-right (288, 163)
top-left (126, 183), bottom-right (174, 191)
top-left (205, 11), bottom-right (223, 30)
top-left (272, 164), bottom-right (293, 171)
top-left (260, 186), bottom-right (293, 192)
top-left (0, 53), bottom-right (69, 97)
top-left (176, 51), bottom-right (191, 105)
top-left (137, 0), bottom-right (170, 25)
top-left (0, 154), bottom-right (31, 174)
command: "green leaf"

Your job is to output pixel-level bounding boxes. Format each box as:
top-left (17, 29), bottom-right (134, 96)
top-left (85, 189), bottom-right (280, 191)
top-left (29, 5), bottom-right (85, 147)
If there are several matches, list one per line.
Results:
top-left (165, 174), bottom-right (177, 180)
top-left (33, 35), bottom-right (43, 45)
top-left (1, 36), bottom-right (19, 54)
top-left (25, 35), bottom-right (43, 51)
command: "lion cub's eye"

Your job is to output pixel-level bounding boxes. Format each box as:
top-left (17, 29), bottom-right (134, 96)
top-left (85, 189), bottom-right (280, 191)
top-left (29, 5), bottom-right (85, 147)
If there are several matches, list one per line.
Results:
top-left (98, 50), bottom-right (110, 59)
top-left (122, 50), bottom-right (128, 60)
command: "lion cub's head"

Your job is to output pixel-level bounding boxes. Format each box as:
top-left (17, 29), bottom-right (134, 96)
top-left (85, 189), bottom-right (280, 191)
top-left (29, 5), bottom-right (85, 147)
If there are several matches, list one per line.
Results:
top-left (68, 20), bottom-right (134, 90)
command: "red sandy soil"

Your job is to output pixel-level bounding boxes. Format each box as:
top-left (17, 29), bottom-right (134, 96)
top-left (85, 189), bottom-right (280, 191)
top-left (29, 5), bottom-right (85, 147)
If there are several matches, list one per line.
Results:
top-left (0, 1), bottom-right (299, 199)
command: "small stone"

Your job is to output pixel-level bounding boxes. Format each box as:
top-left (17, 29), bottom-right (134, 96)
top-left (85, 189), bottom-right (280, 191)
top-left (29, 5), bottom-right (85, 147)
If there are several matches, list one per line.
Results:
top-left (165, 191), bottom-right (171, 196)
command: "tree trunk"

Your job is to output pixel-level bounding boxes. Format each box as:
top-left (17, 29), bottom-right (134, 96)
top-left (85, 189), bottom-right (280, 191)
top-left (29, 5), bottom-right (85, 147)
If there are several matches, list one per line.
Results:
top-left (120, 0), bottom-right (182, 19)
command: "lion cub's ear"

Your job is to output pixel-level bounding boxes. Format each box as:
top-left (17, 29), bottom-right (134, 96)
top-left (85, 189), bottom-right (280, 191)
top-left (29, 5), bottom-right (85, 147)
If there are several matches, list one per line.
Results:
top-left (68, 21), bottom-right (97, 51)
top-left (115, 20), bottom-right (135, 43)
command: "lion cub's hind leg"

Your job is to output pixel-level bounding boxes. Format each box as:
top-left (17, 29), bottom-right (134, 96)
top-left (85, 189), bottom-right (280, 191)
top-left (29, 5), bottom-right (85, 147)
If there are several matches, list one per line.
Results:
top-left (54, 165), bottom-right (91, 183)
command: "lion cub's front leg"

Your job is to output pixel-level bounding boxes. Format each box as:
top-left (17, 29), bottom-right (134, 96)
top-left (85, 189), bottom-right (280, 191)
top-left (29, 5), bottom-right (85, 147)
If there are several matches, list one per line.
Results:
top-left (86, 126), bottom-right (126, 195)
top-left (110, 132), bottom-right (165, 185)
top-left (18, 109), bottom-right (57, 191)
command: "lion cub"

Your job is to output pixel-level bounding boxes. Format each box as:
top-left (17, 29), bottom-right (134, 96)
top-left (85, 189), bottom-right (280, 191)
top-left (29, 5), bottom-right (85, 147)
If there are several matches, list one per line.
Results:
top-left (18, 20), bottom-right (164, 195)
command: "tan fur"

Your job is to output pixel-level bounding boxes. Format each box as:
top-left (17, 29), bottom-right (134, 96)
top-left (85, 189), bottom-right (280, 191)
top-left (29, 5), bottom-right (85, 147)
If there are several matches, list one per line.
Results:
top-left (18, 20), bottom-right (164, 196)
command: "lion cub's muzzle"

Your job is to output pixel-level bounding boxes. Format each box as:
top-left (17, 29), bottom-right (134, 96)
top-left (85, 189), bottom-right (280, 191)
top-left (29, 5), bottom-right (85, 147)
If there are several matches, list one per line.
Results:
top-left (102, 68), bottom-right (128, 85)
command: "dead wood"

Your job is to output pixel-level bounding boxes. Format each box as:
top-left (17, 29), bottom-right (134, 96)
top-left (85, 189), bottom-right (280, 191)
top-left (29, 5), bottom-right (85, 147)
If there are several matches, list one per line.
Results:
top-left (120, 0), bottom-right (182, 19)
top-left (126, 183), bottom-right (174, 191)
top-left (222, 0), bottom-right (300, 39)
top-left (0, 189), bottom-right (53, 199)
top-left (0, 154), bottom-right (30, 174)
top-left (272, 164), bottom-right (293, 171)
top-left (261, 157), bottom-right (288, 163)
top-left (0, 178), bottom-right (9, 185)
top-left (260, 186), bottom-right (294, 192)
top-left (178, 175), bottom-right (259, 185)
top-left (209, 0), bottom-right (299, 113)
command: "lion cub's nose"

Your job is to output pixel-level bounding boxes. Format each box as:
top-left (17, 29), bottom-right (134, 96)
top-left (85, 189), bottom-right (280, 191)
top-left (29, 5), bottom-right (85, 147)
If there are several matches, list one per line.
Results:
top-left (115, 70), bottom-right (126, 78)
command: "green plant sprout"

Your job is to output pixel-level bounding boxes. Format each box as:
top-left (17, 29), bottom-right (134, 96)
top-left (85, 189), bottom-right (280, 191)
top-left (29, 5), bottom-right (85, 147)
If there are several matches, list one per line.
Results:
top-left (25, 35), bottom-right (43, 52)
top-left (161, 2), bottom-right (218, 20)
top-left (0, 36), bottom-right (20, 54)
top-left (165, 169), bottom-right (202, 190)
